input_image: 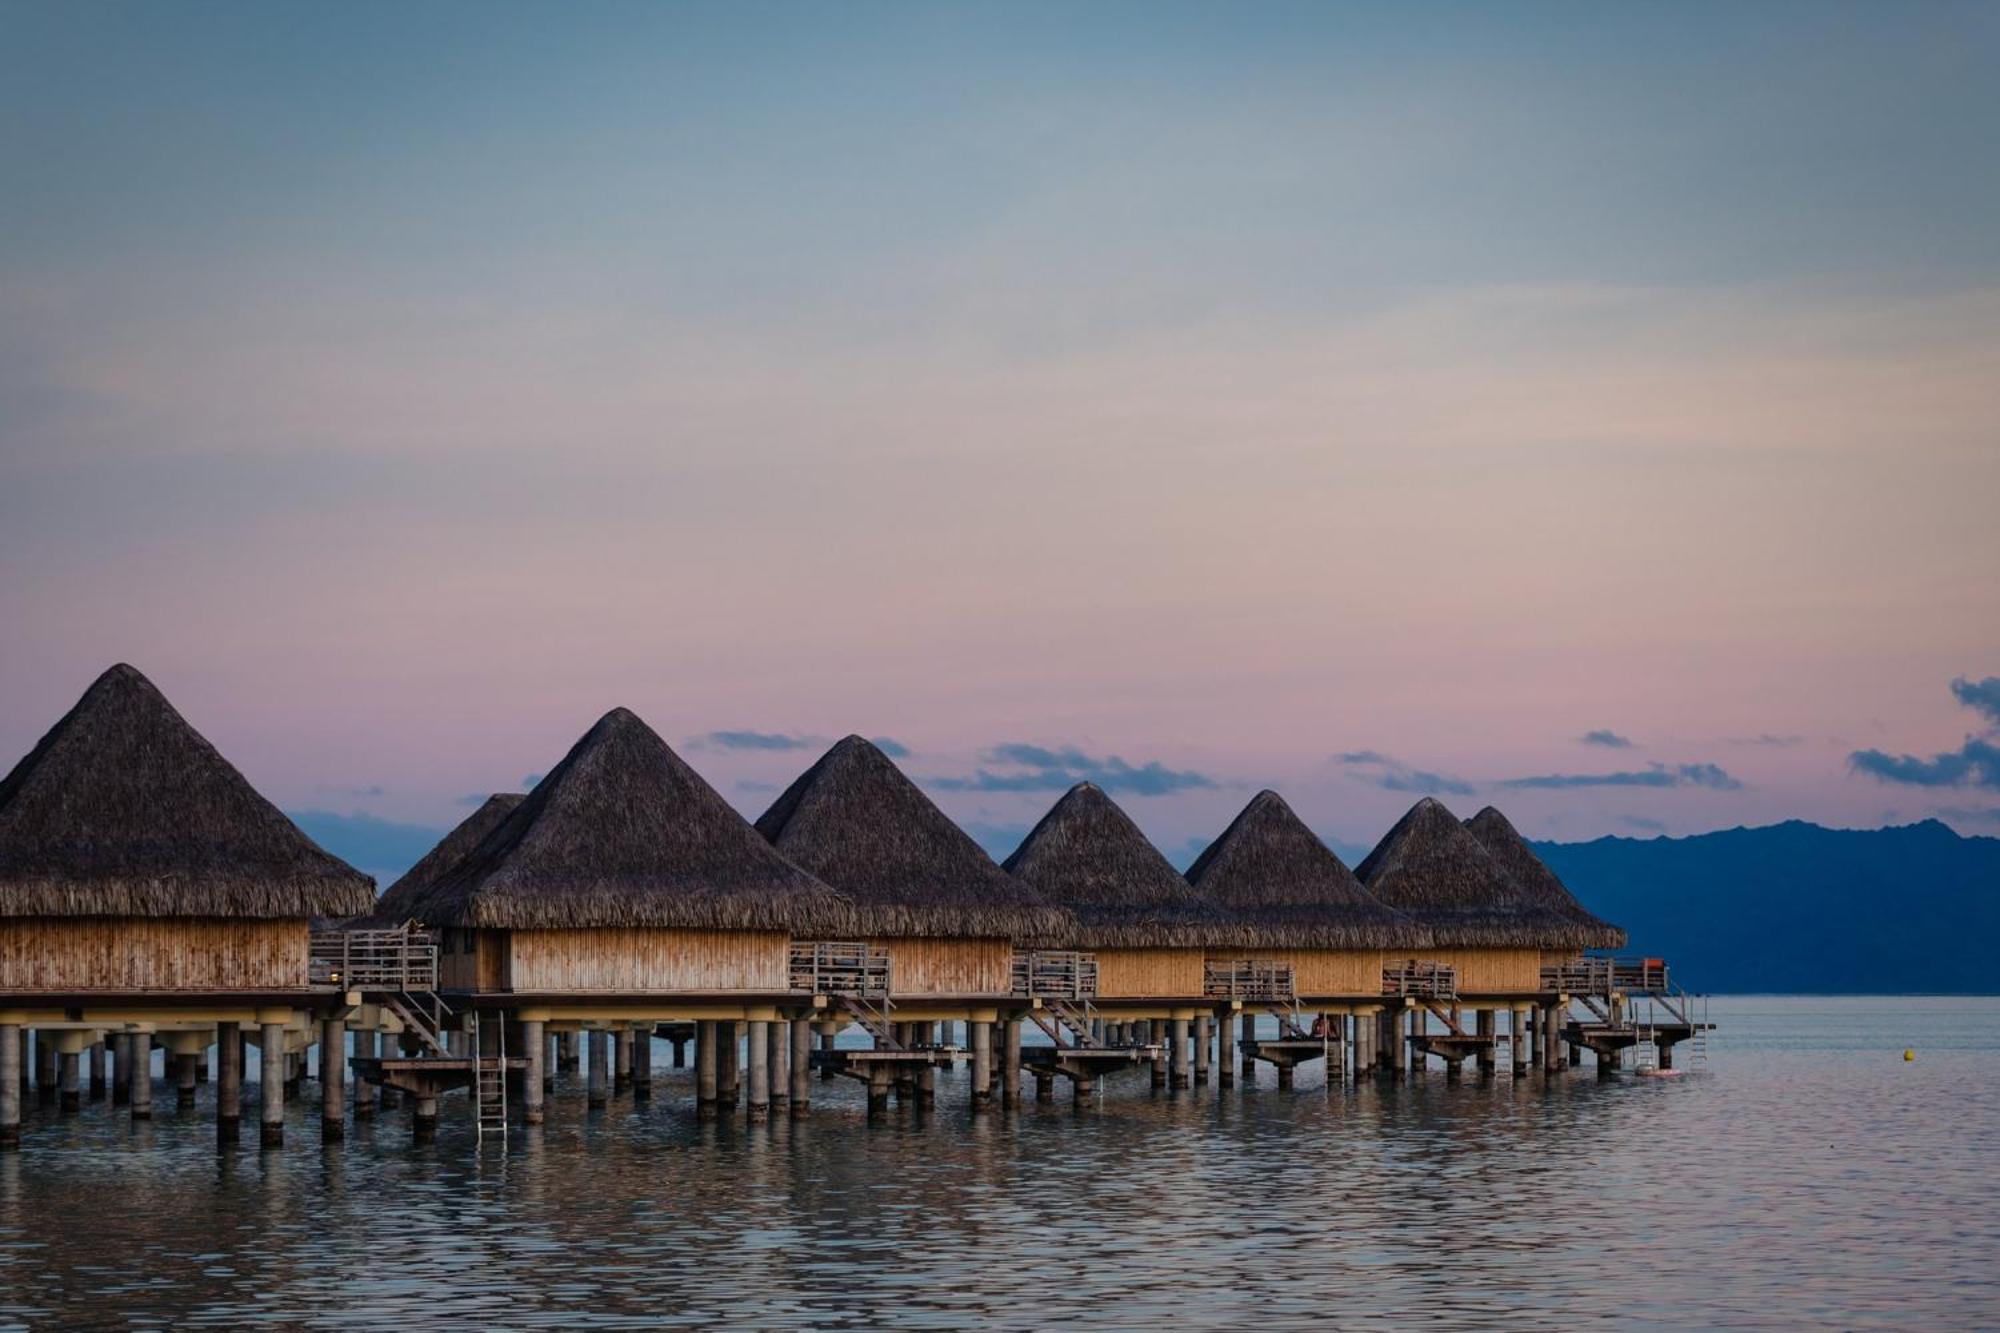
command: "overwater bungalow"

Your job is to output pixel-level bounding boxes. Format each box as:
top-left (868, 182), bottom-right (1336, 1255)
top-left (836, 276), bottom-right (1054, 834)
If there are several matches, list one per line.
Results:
top-left (1355, 797), bottom-right (1573, 994)
top-left (366, 792), bottom-right (524, 932)
top-left (1004, 781), bottom-right (1250, 1000)
top-left (756, 736), bottom-right (1072, 1109)
top-left (391, 707), bottom-right (853, 1124)
top-left (1462, 806), bottom-right (1626, 956)
top-left (0, 664), bottom-right (374, 1147)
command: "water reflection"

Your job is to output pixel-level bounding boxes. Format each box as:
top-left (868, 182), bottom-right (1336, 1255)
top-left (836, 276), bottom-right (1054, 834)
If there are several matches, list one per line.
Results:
top-left (0, 998), bottom-right (1994, 1329)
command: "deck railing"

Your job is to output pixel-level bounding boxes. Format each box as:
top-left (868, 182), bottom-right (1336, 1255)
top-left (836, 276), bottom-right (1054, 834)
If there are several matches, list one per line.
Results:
top-left (1011, 950), bottom-right (1100, 1000)
top-left (1381, 959), bottom-right (1458, 999)
top-left (308, 925), bottom-right (438, 990)
top-left (790, 941), bottom-right (892, 997)
top-left (1203, 959), bottom-right (1297, 1003)
top-left (1540, 956), bottom-right (1670, 996)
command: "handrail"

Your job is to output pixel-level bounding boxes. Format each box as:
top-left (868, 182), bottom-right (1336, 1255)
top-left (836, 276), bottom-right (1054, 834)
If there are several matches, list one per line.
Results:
top-left (1540, 956), bottom-right (1671, 997)
top-left (791, 941), bottom-right (892, 998)
top-left (1203, 960), bottom-right (1296, 1003)
top-left (308, 925), bottom-right (439, 990)
top-left (1381, 959), bottom-right (1458, 999)
top-left (1010, 951), bottom-right (1099, 1000)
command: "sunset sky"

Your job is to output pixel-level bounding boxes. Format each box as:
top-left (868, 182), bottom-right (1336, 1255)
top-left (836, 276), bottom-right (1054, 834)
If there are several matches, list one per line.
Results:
top-left (3, 3), bottom-right (1997, 879)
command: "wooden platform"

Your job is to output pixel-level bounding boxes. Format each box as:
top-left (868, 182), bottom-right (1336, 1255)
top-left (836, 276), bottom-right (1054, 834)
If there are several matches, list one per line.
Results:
top-left (352, 1055), bottom-right (528, 1097)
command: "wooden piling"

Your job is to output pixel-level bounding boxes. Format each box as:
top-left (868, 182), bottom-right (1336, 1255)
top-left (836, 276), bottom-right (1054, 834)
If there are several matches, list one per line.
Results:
top-left (112, 1032), bottom-right (131, 1106)
top-left (175, 1050), bottom-right (197, 1109)
top-left (130, 1032), bottom-right (153, 1120)
top-left (1169, 1018), bottom-right (1190, 1089)
top-left (1150, 1020), bottom-right (1167, 1089)
top-left (866, 1062), bottom-right (891, 1118)
top-left (768, 1021), bottom-right (788, 1110)
top-left (36, 1031), bottom-right (54, 1106)
top-left (1001, 1019), bottom-right (1022, 1109)
top-left (320, 1018), bottom-right (345, 1142)
top-left (696, 1020), bottom-right (718, 1121)
top-left (0, 1025), bottom-right (18, 1150)
top-left (718, 1022), bottom-right (740, 1108)
top-left (587, 1029), bottom-right (609, 1109)
top-left (413, 1093), bottom-right (438, 1142)
top-left (1407, 1007), bottom-right (1424, 1075)
top-left (1541, 1005), bottom-right (1560, 1075)
top-left (1476, 1010), bottom-right (1496, 1078)
top-left (747, 1021), bottom-right (770, 1123)
top-left (1193, 1014), bottom-right (1212, 1086)
top-left (59, 1049), bottom-right (80, 1114)
top-left (258, 1024), bottom-right (282, 1146)
top-left (89, 1041), bottom-right (106, 1101)
top-left (819, 1023), bottom-right (838, 1081)
top-left (1035, 1070), bottom-right (1054, 1103)
top-left (615, 1028), bottom-right (633, 1093)
top-left (558, 1030), bottom-right (578, 1073)
top-left (971, 1021), bottom-right (993, 1113)
top-left (789, 1018), bottom-right (812, 1117)
top-left (216, 1021), bottom-right (240, 1146)
top-left (633, 1025), bottom-right (653, 1101)
top-left (1217, 1010), bottom-right (1235, 1088)
top-left (509, 1020), bottom-right (539, 1125)
top-left (1511, 1006), bottom-right (1531, 1077)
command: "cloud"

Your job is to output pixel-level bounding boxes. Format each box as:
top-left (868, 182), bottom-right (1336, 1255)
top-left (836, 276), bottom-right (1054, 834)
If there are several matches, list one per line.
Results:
top-left (735, 778), bottom-right (779, 794)
top-left (344, 784), bottom-right (387, 798)
top-left (1730, 733), bottom-right (1803, 747)
top-left (926, 744), bottom-right (1218, 797)
top-left (1498, 762), bottom-right (1743, 791)
top-left (692, 730), bottom-right (821, 752)
top-left (1621, 815), bottom-right (1669, 833)
top-left (870, 737), bottom-right (911, 759)
top-left (1849, 739), bottom-right (2000, 789)
top-left (1334, 751), bottom-right (1475, 796)
top-left (1580, 730), bottom-right (1634, 749)
top-left (1949, 676), bottom-right (2000, 729)
top-left (522, 773), bottom-right (544, 790)
top-left (1934, 805), bottom-right (2000, 825)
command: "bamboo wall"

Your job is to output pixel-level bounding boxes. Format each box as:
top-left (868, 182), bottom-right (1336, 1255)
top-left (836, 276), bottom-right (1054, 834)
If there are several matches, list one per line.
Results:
top-left (876, 937), bottom-right (1010, 996)
top-left (1096, 947), bottom-right (1207, 998)
top-left (506, 928), bottom-right (789, 992)
top-left (1415, 948), bottom-right (1542, 993)
top-left (0, 919), bottom-right (308, 992)
top-left (1272, 949), bottom-right (1382, 997)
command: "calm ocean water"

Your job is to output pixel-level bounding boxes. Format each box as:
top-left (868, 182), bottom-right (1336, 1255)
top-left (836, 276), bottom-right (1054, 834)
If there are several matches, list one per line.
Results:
top-left (1, 996), bottom-right (1995, 1330)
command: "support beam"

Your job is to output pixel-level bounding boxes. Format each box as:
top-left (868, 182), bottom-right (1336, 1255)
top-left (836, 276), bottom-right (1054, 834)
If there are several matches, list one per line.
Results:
top-left (0, 1025), bottom-right (18, 1150)
top-left (1512, 1007), bottom-right (1531, 1078)
top-left (176, 1052), bottom-right (198, 1110)
top-left (866, 1063), bottom-right (891, 1118)
top-left (36, 1032), bottom-right (54, 1106)
top-left (258, 1025), bottom-right (283, 1146)
top-left (413, 1093), bottom-right (438, 1142)
top-left (587, 1029), bottom-right (609, 1109)
top-left (747, 1021), bottom-right (770, 1123)
top-left (1001, 1019), bottom-right (1022, 1109)
top-left (1193, 1015), bottom-right (1211, 1086)
top-left (696, 1020), bottom-right (718, 1121)
top-left (522, 1020), bottom-right (546, 1125)
top-left (89, 1041), bottom-right (106, 1102)
top-left (216, 1021), bottom-right (241, 1147)
top-left (789, 1018), bottom-right (812, 1117)
top-left (130, 1033), bottom-right (153, 1121)
top-left (633, 1025), bottom-right (652, 1102)
top-left (615, 1027), bottom-right (633, 1093)
top-left (1407, 1007), bottom-right (1423, 1075)
top-left (321, 1018), bottom-right (345, 1143)
top-left (970, 1021), bottom-right (993, 1113)
top-left (718, 1022), bottom-right (740, 1108)
top-left (1169, 1018), bottom-right (1190, 1089)
top-left (1217, 1010), bottom-right (1236, 1089)
top-left (113, 1033), bottom-right (132, 1106)
top-left (1150, 1020), bottom-right (1167, 1089)
top-left (1476, 1010), bottom-right (1496, 1079)
top-left (768, 1020), bottom-right (789, 1111)
top-left (59, 1050), bottom-right (80, 1114)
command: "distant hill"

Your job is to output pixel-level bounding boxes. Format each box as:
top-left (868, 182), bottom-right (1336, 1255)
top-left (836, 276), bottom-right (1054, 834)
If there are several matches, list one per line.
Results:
top-left (1535, 820), bottom-right (2000, 995)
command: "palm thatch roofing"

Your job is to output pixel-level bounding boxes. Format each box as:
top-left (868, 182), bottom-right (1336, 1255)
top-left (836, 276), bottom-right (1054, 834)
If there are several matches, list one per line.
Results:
top-left (1002, 783), bottom-right (1254, 949)
top-left (359, 793), bottom-right (525, 927)
top-left (0, 663), bottom-right (375, 919)
top-left (403, 708), bottom-right (854, 933)
top-left (1464, 806), bottom-right (1627, 949)
top-left (1184, 790), bottom-right (1428, 949)
top-left (1355, 797), bottom-right (1590, 948)
top-left (756, 736), bottom-right (1072, 940)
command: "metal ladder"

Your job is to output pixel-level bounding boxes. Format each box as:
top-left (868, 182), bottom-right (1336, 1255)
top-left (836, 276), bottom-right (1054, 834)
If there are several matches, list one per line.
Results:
top-left (471, 1013), bottom-right (507, 1141)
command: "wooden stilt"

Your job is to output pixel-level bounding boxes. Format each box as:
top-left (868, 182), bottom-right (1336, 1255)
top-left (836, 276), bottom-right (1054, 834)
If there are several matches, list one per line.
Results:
top-left (866, 1063), bottom-right (891, 1118)
top-left (718, 1022), bottom-right (740, 1107)
top-left (1001, 1019), bottom-right (1022, 1108)
top-left (696, 1020), bottom-right (718, 1121)
top-left (747, 1021), bottom-right (770, 1123)
top-left (970, 1021), bottom-right (993, 1113)
top-left (35, 1032), bottom-right (54, 1106)
top-left (413, 1093), bottom-right (438, 1142)
top-left (789, 1018), bottom-right (812, 1117)
top-left (522, 1020), bottom-right (546, 1125)
top-left (320, 1018), bottom-right (345, 1142)
top-left (1169, 1018), bottom-right (1190, 1089)
top-left (258, 1024), bottom-right (283, 1145)
top-left (216, 1021), bottom-right (241, 1146)
top-left (1193, 1014), bottom-right (1212, 1086)
top-left (0, 1026), bottom-right (18, 1150)
top-left (1150, 1020), bottom-right (1167, 1089)
top-left (130, 1032), bottom-right (153, 1121)
top-left (112, 1033), bottom-right (131, 1106)
top-left (1217, 1010), bottom-right (1236, 1089)
top-left (88, 1041), bottom-right (106, 1101)
top-left (175, 1051), bottom-right (197, 1109)
top-left (768, 1021), bottom-right (788, 1110)
top-left (59, 1050), bottom-right (80, 1114)
top-left (615, 1028), bottom-right (633, 1093)
top-left (1476, 1010), bottom-right (1496, 1078)
top-left (1035, 1071), bottom-right (1054, 1103)
top-left (587, 1029), bottom-right (609, 1109)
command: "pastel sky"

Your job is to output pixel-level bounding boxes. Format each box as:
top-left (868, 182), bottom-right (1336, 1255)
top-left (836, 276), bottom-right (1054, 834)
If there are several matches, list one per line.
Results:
top-left (3, 2), bottom-right (1998, 876)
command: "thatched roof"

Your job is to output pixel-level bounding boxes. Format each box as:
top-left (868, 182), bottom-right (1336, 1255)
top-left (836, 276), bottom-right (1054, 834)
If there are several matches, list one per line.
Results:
top-left (1464, 806), bottom-right (1627, 949)
top-left (0, 664), bottom-right (375, 919)
top-left (1355, 797), bottom-right (1588, 947)
top-left (1002, 783), bottom-right (1253, 949)
top-left (1184, 790), bottom-right (1428, 949)
top-left (359, 793), bottom-right (525, 927)
top-left (404, 708), bottom-right (853, 933)
top-left (756, 736), bottom-right (1071, 940)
